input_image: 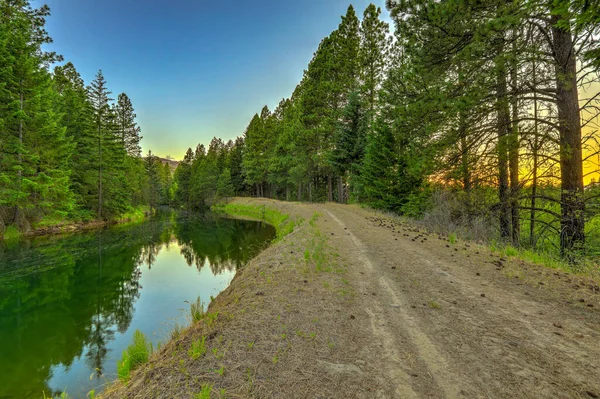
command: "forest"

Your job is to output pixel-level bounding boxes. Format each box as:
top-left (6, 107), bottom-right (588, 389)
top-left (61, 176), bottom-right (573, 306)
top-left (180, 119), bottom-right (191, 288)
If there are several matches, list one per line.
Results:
top-left (174, 1), bottom-right (600, 260)
top-left (2, 0), bottom-right (600, 261)
top-left (0, 0), bottom-right (174, 238)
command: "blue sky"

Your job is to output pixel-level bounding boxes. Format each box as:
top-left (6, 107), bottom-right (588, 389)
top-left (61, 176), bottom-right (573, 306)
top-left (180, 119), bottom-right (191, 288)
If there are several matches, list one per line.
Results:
top-left (39, 0), bottom-right (390, 160)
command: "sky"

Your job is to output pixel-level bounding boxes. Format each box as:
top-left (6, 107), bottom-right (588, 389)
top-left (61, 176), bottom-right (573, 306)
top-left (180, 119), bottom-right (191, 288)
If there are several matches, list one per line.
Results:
top-left (38, 0), bottom-right (391, 160)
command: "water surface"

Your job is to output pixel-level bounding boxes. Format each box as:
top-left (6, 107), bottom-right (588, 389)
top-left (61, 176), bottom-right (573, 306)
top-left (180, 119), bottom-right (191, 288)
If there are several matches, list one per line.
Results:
top-left (0, 212), bottom-right (275, 398)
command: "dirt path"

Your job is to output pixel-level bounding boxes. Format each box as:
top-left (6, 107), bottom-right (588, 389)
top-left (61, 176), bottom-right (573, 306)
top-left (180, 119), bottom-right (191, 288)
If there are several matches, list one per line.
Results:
top-left (311, 203), bottom-right (600, 399)
top-left (103, 199), bottom-right (600, 399)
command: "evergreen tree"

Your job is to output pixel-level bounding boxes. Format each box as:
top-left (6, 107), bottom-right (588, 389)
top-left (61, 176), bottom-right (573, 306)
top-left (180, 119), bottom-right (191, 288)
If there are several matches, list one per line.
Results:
top-left (115, 93), bottom-right (142, 157)
top-left (359, 4), bottom-right (390, 118)
top-left (174, 148), bottom-right (194, 207)
top-left (360, 124), bottom-right (400, 210)
top-left (0, 0), bottom-right (73, 230)
top-left (217, 168), bottom-right (235, 198)
top-left (330, 91), bottom-right (367, 201)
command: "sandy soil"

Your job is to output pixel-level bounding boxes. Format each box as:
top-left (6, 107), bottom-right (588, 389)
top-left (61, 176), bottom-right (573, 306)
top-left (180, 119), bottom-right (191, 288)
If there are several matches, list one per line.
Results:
top-left (103, 199), bottom-right (600, 399)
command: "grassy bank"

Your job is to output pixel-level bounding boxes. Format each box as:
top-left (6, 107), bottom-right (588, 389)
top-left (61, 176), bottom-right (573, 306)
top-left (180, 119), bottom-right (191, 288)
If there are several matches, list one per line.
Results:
top-left (1, 205), bottom-right (152, 241)
top-left (212, 201), bottom-right (301, 240)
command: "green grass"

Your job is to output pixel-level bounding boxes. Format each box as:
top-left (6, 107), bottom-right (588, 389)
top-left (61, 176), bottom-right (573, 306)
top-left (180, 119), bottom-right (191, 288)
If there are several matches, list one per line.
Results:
top-left (489, 242), bottom-right (600, 275)
top-left (189, 297), bottom-right (206, 322)
top-left (448, 232), bottom-right (457, 244)
top-left (212, 203), bottom-right (301, 240)
top-left (428, 300), bottom-right (440, 309)
top-left (118, 205), bottom-right (150, 223)
top-left (117, 329), bottom-right (153, 382)
top-left (42, 391), bottom-right (71, 399)
top-left (3, 225), bottom-right (21, 240)
top-left (189, 336), bottom-right (207, 359)
top-left (194, 384), bottom-right (213, 399)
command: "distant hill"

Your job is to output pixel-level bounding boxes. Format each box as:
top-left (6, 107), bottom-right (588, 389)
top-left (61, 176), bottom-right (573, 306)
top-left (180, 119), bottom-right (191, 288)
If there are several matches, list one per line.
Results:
top-left (157, 157), bottom-right (179, 172)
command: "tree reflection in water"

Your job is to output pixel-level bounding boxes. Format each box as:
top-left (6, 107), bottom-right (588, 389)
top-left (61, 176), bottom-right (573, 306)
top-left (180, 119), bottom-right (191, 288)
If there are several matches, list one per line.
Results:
top-left (0, 211), bottom-right (274, 398)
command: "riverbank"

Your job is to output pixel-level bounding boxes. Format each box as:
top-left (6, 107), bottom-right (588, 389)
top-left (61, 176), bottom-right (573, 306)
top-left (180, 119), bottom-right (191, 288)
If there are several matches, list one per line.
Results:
top-left (101, 198), bottom-right (600, 398)
top-left (1, 206), bottom-right (152, 241)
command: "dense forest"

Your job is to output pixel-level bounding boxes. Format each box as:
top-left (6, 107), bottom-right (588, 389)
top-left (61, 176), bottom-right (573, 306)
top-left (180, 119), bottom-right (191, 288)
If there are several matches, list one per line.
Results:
top-left (174, 1), bottom-right (600, 258)
top-left (0, 0), bottom-right (173, 237)
top-left (2, 0), bottom-right (600, 260)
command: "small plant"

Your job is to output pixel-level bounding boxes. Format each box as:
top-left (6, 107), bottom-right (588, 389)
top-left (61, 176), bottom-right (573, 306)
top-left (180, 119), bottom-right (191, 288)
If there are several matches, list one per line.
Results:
top-left (428, 300), bottom-right (440, 309)
top-left (205, 311), bottom-right (219, 327)
top-left (194, 384), bottom-right (213, 399)
top-left (117, 329), bottom-right (153, 382)
top-left (504, 245), bottom-right (518, 257)
top-left (247, 341), bottom-right (255, 349)
top-left (214, 365), bottom-right (225, 376)
top-left (218, 388), bottom-right (227, 399)
top-left (448, 233), bottom-right (457, 244)
top-left (189, 336), bottom-right (207, 359)
top-left (170, 323), bottom-right (183, 340)
top-left (272, 354), bottom-right (279, 364)
top-left (189, 297), bottom-right (206, 323)
top-left (3, 225), bottom-right (20, 240)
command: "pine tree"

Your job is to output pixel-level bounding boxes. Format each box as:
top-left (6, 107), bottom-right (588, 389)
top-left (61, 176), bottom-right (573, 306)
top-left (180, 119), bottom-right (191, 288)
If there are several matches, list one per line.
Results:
top-left (0, 0), bottom-right (73, 231)
top-left (115, 93), bottom-right (142, 157)
top-left (360, 124), bottom-right (400, 211)
top-left (217, 168), bottom-right (235, 198)
top-left (87, 70), bottom-right (112, 218)
top-left (359, 4), bottom-right (390, 118)
top-left (53, 62), bottom-right (94, 208)
top-left (174, 148), bottom-right (194, 207)
top-left (330, 91), bottom-right (367, 201)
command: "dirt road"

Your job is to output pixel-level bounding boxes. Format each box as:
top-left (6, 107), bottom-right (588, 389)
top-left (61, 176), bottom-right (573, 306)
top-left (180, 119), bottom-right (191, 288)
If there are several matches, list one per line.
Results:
top-left (308, 202), bottom-right (600, 398)
top-left (104, 199), bottom-right (600, 399)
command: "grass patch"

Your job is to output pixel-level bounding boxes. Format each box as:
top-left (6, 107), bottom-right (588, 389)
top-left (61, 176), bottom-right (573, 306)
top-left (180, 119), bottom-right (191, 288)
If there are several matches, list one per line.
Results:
top-left (448, 232), bottom-right (457, 244)
top-left (189, 336), bottom-right (207, 359)
top-left (3, 225), bottom-right (21, 240)
top-left (194, 384), bottom-right (213, 399)
top-left (117, 329), bottom-right (153, 382)
top-left (189, 297), bottom-right (206, 322)
top-left (490, 242), bottom-right (599, 276)
top-left (212, 203), bottom-right (300, 240)
top-left (42, 391), bottom-right (71, 399)
top-left (428, 300), bottom-right (440, 309)
top-left (118, 205), bottom-right (150, 223)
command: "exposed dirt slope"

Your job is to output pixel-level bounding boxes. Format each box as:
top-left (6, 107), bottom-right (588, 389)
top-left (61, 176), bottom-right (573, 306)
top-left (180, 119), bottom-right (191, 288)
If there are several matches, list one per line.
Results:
top-left (103, 199), bottom-right (600, 399)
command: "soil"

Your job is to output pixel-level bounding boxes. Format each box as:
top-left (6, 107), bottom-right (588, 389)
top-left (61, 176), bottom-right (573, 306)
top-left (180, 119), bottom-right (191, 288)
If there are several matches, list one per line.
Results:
top-left (102, 198), bottom-right (600, 399)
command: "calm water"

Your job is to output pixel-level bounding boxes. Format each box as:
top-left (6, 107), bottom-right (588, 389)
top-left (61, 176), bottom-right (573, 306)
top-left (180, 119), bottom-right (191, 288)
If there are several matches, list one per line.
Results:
top-left (0, 212), bottom-right (275, 399)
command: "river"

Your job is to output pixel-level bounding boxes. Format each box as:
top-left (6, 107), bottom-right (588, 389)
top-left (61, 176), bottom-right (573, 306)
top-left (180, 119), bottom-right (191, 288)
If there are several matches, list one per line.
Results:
top-left (0, 212), bottom-right (275, 399)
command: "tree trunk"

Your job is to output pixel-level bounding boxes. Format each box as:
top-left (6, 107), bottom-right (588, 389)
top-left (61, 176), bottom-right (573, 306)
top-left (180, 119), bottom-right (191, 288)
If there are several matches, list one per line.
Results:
top-left (551, 12), bottom-right (585, 254)
top-left (496, 44), bottom-right (511, 240)
top-left (308, 182), bottom-right (312, 203)
top-left (297, 183), bottom-right (302, 202)
top-left (509, 37), bottom-right (520, 246)
top-left (98, 122), bottom-right (103, 218)
top-left (530, 59), bottom-right (539, 248)
top-left (327, 175), bottom-right (333, 202)
top-left (286, 186), bottom-right (290, 201)
top-left (338, 176), bottom-right (344, 204)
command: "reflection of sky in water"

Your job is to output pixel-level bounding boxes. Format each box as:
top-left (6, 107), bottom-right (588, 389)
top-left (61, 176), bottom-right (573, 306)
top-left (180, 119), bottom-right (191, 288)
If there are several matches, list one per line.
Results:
top-left (47, 242), bottom-right (235, 398)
